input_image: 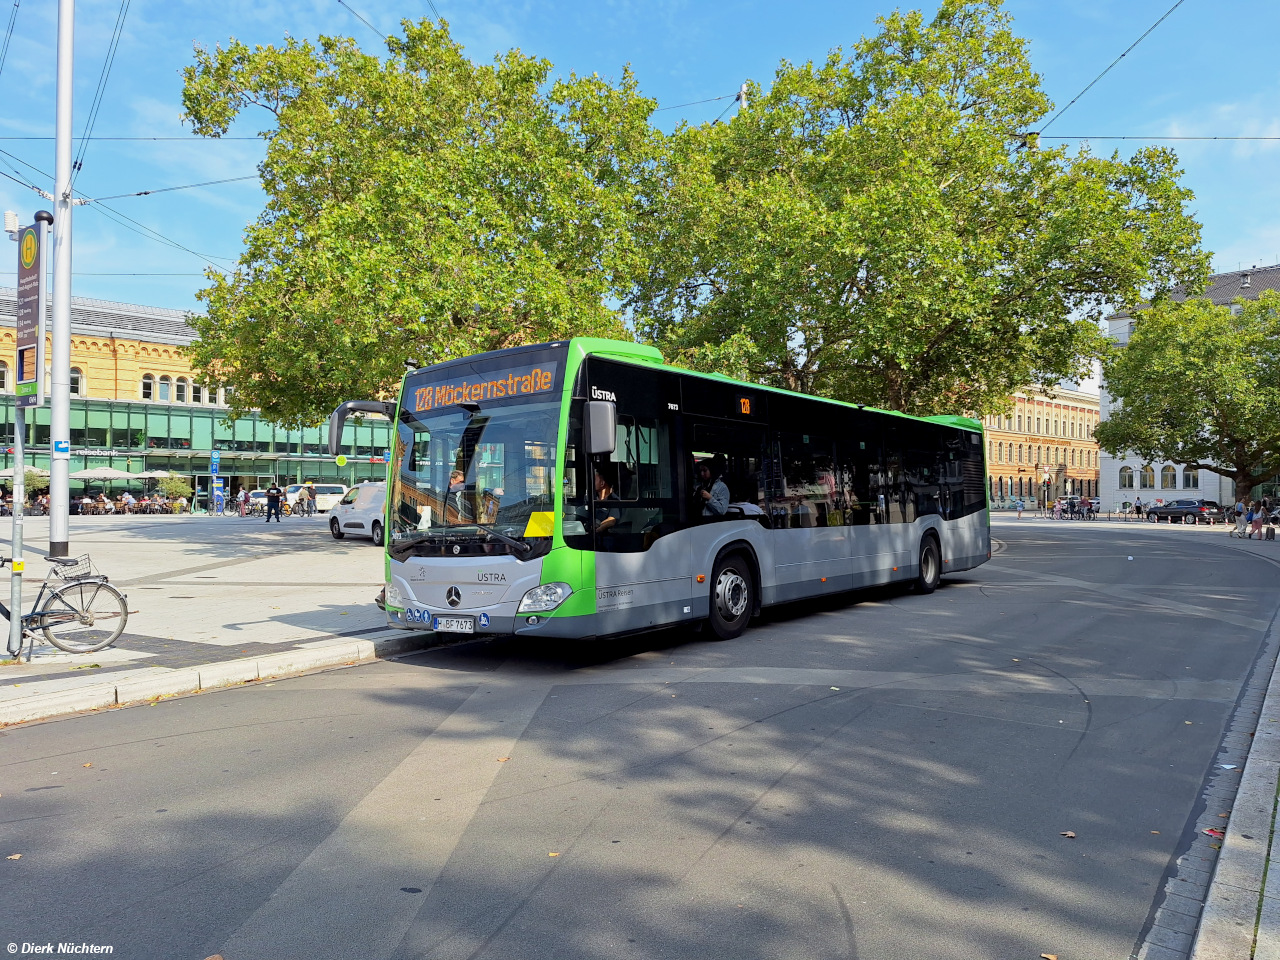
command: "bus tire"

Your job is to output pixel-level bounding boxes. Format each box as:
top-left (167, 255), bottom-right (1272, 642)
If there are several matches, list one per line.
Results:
top-left (915, 534), bottom-right (941, 594)
top-left (708, 552), bottom-right (753, 641)
top-left (330, 518), bottom-right (345, 540)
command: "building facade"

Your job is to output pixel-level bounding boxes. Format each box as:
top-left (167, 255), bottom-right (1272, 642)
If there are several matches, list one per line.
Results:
top-left (980, 384), bottom-right (1101, 508)
top-left (0, 288), bottom-right (392, 503)
top-left (1097, 264), bottom-right (1280, 511)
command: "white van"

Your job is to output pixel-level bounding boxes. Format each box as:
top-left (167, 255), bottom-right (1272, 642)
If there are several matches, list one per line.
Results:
top-left (288, 482), bottom-right (349, 513)
top-left (329, 482), bottom-right (386, 543)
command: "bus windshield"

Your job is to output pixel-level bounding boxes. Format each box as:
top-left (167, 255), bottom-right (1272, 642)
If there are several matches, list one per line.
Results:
top-left (389, 397), bottom-right (559, 561)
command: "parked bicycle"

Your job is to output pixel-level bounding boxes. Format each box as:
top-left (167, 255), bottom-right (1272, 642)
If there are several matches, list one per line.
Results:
top-left (2, 554), bottom-right (129, 658)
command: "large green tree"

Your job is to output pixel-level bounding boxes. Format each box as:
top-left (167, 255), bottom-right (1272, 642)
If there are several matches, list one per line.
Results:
top-left (1095, 291), bottom-right (1280, 504)
top-left (628, 0), bottom-right (1209, 415)
top-left (181, 20), bottom-right (661, 425)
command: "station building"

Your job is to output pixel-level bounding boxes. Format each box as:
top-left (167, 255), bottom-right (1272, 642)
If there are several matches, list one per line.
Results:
top-left (1098, 264), bottom-right (1280, 512)
top-left (979, 384), bottom-right (1101, 508)
top-left (0, 287), bottom-right (392, 505)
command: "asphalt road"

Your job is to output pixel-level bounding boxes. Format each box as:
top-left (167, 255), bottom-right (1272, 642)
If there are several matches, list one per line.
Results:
top-left (2, 518), bottom-right (1276, 960)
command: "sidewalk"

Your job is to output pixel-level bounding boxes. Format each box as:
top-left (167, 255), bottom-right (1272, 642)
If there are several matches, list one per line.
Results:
top-left (0, 513), bottom-right (432, 725)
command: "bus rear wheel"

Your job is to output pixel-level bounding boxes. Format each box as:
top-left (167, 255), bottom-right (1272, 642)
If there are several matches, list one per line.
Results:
top-left (915, 535), bottom-right (941, 594)
top-left (708, 553), bottom-right (753, 640)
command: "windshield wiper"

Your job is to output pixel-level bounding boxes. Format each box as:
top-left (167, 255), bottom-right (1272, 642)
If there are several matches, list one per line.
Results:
top-left (465, 522), bottom-right (532, 556)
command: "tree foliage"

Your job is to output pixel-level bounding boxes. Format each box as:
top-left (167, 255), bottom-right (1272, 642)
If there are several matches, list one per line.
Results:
top-left (181, 20), bottom-right (662, 425)
top-left (4, 469), bottom-right (49, 497)
top-left (628, 0), bottom-right (1209, 415)
top-left (157, 473), bottom-right (195, 500)
top-left (1094, 291), bottom-right (1280, 504)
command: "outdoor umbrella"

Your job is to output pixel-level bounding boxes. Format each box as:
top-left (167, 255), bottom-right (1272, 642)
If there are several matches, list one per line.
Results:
top-left (0, 467), bottom-right (50, 479)
top-left (68, 467), bottom-right (136, 481)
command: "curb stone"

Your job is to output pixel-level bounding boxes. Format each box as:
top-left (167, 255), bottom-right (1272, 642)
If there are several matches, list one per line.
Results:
top-left (0, 629), bottom-right (432, 725)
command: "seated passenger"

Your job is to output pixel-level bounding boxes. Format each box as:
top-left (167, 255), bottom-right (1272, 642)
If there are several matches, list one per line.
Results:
top-left (696, 456), bottom-right (730, 519)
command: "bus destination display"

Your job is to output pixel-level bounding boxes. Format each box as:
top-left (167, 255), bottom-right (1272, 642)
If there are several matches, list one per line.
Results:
top-left (412, 361), bottom-right (560, 413)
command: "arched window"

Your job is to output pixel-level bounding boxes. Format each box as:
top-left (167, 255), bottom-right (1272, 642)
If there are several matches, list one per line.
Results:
top-left (1160, 465), bottom-right (1177, 489)
top-left (1140, 466), bottom-right (1155, 489)
top-left (988, 441), bottom-right (993, 463)
top-left (176, 377), bottom-right (188, 403)
top-left (141, 374), bottom-right (155, 401)
top-left (0, 361), bottom-right (9, 392)
top-left (1071, 449), bottom-right (1076, 467)
top-left (158, 376), bottom-right (172, 402)
top-left (70, 367), bottom-right (83, 396)
top-left (1183, 468), bottom-right (1199, 489)
top-left (1017, 444), bottom-right (1023, 463)
top-left (1119, 466), bottom-right (1134, 489)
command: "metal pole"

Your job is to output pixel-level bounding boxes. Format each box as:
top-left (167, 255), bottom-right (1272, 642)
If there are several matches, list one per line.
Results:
top-left (48, 0), bottom-right (74, 557)
top-left (7, 407), bottom-right (24, 658)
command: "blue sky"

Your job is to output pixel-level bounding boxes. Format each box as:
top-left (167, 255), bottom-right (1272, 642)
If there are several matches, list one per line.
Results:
top-left (0, 0), bottom-right (1274, 312)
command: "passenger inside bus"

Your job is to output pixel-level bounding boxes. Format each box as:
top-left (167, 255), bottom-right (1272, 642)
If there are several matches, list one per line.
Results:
top-left (695, 456), bottom-right (730, 518)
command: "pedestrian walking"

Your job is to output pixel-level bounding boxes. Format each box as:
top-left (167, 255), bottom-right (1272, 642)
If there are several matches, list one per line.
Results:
top-left (1015, 498), bottom-right (1024, 519)
top-left (265, 482), bottom-right (283, 522)
top-left (1235, 500), bottom-right (1250, 538)
top-left (1250, 501), bottom-right (1266, 539)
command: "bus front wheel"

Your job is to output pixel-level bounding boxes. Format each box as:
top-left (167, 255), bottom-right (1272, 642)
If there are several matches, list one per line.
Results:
top-left (915, 535), bottom-right (941, 594)
top-left (708, 553), bottom-right (753, 641)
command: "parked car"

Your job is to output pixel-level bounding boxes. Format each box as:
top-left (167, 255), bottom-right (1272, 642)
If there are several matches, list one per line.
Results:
top-left (329, 482), bottom-right (385, 544)
top-left (1145, 498), bottom-right (1225, 524)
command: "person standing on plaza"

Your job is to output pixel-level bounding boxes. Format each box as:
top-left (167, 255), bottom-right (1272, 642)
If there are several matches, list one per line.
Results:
top-left (238, 486), bottom-right (248, 517)
top-left (265, 481), bottom-right (284, 522)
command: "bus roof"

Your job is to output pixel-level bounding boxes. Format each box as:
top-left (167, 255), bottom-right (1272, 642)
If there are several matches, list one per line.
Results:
top-left (567, 337), bottom-right (982, 432)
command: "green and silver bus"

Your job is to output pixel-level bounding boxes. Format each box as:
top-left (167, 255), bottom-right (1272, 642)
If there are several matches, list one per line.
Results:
top-left (329, 338), bottom-right (989, 641)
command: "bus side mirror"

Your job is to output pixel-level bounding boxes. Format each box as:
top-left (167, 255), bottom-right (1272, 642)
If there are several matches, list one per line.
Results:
top-left (328, 400), bottom-right (396, 456)
top-left (584, 400), bottom-right (617, 456)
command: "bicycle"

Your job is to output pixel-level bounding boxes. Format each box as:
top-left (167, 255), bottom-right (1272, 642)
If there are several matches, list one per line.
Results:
top-left (2, 554), bottom-right (129, 658)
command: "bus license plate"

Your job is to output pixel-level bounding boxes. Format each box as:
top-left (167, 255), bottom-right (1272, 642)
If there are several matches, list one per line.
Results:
top-left (433, 616), bottom-right (475, 633)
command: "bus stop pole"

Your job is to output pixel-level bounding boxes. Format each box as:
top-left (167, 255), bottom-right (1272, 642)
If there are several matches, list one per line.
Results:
top-left (8, 405), bottom-right (24, 658)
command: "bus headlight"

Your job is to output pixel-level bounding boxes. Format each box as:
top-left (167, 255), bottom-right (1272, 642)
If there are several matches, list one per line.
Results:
top-left (518, 582), bottom-right (571, 613)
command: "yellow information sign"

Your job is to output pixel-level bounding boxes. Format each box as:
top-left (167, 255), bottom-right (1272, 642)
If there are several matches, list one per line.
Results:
top-left (523, 511), bottom-right (554, 538)
top-left (335, 455), bottom-right (348, 466)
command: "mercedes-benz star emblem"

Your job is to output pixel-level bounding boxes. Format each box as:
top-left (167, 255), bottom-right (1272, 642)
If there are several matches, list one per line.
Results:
top-left (446, 586), bottom-right (462, 607)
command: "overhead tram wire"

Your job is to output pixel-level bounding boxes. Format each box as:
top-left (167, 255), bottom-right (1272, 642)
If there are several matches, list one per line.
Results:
top-left (335, 0), bottom-right (385, 41)
top-left (1037, 0), bottom-right (1188, 136)
top-left (0, 0), bottom-right (20, 83)
top-left (72, 0), bottom-right (131, 186)
top-left (86, 174), bottom-right (259, 202)
top-left (654, 94), bottom-right (736, 113)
